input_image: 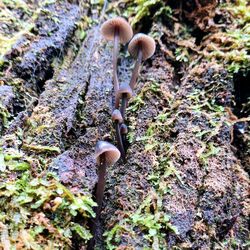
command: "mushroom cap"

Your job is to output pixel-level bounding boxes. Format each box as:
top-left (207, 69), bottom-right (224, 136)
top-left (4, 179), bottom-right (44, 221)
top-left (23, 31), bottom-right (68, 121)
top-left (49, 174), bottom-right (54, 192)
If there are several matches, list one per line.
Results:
top-left (120, 124), bottom-right (128, 134)
top-left (128, 33), bottom-right (156, 60)
top-left (95, 141), bottom-right (120, 166)
top-left (115, 82), bottom-right (133, 108)
top-left (117, 82), bottom-right (133, 99)
top-left (101, 17), bottom-right (133, 44)
top-left (112, 109), bottom-right (123, 123)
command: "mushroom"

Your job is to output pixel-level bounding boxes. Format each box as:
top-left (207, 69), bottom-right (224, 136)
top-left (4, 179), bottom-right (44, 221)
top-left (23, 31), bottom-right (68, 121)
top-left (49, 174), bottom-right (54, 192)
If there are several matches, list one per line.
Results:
top-left (120, 123), bottom-right (128, 134)
top-left (101, 17), bottom-right (133, 93)
top-left (115, 82), bottom-right (133, 118)
top-left (94, 140), bottom-right (120, 216)
top-left (128, 33), bottom-right (156, 90)
top-left (112, 109), bottom-right (126, 160)
top-left (88, 141), bottom-right (120, 249)
top-left (94, 141), bottom-right (120, 215)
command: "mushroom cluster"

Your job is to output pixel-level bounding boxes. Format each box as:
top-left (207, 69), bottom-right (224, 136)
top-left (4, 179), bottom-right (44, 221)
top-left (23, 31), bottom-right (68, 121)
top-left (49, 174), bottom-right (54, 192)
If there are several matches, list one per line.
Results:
top-left (88, 17), bottom-right (155, 249)
top-left (101, 17), bottom-right (156, 160)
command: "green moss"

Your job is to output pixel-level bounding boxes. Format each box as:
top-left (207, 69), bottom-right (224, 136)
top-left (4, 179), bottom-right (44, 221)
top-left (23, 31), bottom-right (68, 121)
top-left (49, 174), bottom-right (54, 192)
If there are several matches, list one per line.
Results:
top-left (0, 0), bottom-right (35, 59)
top-left (104, 192), bottom-right (178, 249)
top-left (120, 0), bottom-right (172, 28)
top-left (197, 142), bottom-right (221, 166)
top-left (0, 104), bottom-right (10, 128)
top-left (0, 171), bottom-right (96, 249)
top-left (3, 0), bottom-right (31, 14)
top-left (175, 47), bottom-right (189, 63)
top-left (203, 0), bottom-right (250, 74)
top-left (22, 144), bottom-right (61, 154)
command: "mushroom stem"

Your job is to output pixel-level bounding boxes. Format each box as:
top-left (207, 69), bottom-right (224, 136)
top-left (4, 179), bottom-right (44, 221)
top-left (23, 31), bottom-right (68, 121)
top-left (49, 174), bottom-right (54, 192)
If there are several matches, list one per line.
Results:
top-left (95, 154), bottom-right (106, 219)
top-left (115, 122), bottom-right (126, 161)
top-left (120, 128), bottom-right (127, 148)
top-left (129, 46), bottom-right (143, 90)
top-left (88, 154), bottom-right (106, 250)
top-left (113, 28), bottom-right (119, 93)
top-left (120, 93), bottom-right (127, 118)
top-left (87, 219), bottom-right (97, 250)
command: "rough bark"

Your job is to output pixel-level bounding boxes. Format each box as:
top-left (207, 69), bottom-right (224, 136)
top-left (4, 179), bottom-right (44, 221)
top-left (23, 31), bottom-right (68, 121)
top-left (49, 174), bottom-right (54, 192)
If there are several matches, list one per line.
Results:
top-left (0, 0), bottom-right (249, 249)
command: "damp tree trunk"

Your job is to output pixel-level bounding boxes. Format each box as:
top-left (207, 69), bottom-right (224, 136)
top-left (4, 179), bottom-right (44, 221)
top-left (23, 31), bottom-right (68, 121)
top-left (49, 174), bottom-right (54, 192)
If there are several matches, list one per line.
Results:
top-left (0, 0), bottom-right (249, 249)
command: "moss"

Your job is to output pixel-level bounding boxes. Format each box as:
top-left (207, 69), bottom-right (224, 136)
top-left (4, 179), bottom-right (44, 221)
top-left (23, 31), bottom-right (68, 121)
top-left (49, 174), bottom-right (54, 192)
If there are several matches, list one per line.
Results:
top-left (111, 0), bottom-right (172, 28)
top-left (104, 192), bottom-right (178, 249)
top-left (22, 144), bottom-right (61, 154)
top-left (0, 170), bottom-right (96, 249)
top-left (0, 104), bottom-right (10, 128)
top-left (198, 0), bottom-right (250, 74)
top-left (0, 0), bottom-right (35, 60)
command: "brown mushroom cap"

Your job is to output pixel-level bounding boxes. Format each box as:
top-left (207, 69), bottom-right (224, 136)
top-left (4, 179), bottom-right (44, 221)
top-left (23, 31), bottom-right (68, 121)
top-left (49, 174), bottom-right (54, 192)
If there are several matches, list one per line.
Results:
top-left (120, 124), bottom-right (128, 134)
top-left (112, 109), bottom-right (123, 123)
top-left (117, 82), bottom-right (133, 99)
top-left (101, 17), bottom-right (133, 44)
top-left (95, 141), bottom-right (120, 166)
top-left (128, 33), bottom-right (156, 60)
top-left (115, 82), bottom-right (133, 108)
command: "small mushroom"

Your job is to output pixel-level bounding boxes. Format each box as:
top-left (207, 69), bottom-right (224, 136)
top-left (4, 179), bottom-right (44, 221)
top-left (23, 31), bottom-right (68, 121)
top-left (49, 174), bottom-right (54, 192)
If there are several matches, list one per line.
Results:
top-left (95, 140), bottom-right (120, 168)
top-left (112, 109), bottom-right (125, 160)
top-left (112, 109), bottom-right (123, 123)
top-left (88, 141), bottom-right (120, 249)
top-left (120, 123), bottom-right (128, 135)
top-left (115, 82), bottom-right (133, 118)
top-left (128, 33), bottom-right (156, 90)
top-left (94, 141), bottom-right (120, 216)
top-left (101, 17), bottom-right (133, 93)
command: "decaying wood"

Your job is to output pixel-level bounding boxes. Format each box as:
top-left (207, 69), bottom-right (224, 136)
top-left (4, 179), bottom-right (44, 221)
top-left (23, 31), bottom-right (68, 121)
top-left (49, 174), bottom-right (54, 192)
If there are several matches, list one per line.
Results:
top-left (0, 0), bottom-right (249, 249)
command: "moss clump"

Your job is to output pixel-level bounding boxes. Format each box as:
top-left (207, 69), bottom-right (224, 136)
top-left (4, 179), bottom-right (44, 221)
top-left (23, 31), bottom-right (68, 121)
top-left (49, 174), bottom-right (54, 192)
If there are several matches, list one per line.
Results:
top-left (0, 103), bottom-right (10, 128)
top-left (0, 0), bottom-right (35, 62)
top-left (104, 192), bottom-right (178, 250)
top-left (22, 144), bottom-right (61, 154)
top-left (0, 170), bottom-right (96, 249)
top-left (202, 0), bottom-right (250, 74)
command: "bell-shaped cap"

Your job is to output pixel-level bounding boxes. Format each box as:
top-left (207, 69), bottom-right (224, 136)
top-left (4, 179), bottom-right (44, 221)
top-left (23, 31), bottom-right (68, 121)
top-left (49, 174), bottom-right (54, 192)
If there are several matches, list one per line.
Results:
top-left (112, 109), bottom-right (123, 123)
top-left (117, 83), bottom-right (133, 99)
top-left (101, 17), bottom-right (133, 44)
top-left (95, 141), bottom-right (120, 166)
top-left (128, 33), bottom-right (156, 60)
top-left (120, 124), bottom-right (128, 134)
top-left (115, 82), bottom-right (133, 108)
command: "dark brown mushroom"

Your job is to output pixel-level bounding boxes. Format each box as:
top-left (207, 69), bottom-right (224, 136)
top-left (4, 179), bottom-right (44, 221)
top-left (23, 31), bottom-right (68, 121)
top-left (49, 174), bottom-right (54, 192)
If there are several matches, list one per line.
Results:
top-left (120, 123), bottom-right (128, 134)
top-left (101, 17), bottom-right (133, 93)
top-left (94, 141), bottom-right (120, 215)
top-left (128, 33), bottom-right (155, 90)
top-left (112, 109), bottom-right (123, 123)
top-left (115, 82), bottom-right (133, 118)
top-left (88, 141), bottom-right (120, 249)
top-left (112, 109), bottom-right (125, 160)
top-left (95, 140), bottom-right (120, 167)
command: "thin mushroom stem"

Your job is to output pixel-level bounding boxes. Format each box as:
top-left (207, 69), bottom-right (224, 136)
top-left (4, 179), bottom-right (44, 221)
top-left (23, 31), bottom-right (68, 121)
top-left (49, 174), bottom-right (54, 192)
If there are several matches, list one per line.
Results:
top-left (115, 122), bottom-right (126, 161)
top-left (120, 93), bottom-right (127, 118)
top-left (95, 154), bottom-right (106, 218)
top-left (88, 154), bottom-right (106, 250)
top-left (113, 28), bottom-right (119, 93)
top-left (87, 219), bottom-right (96, 250)
top-left (120, 128), bottom-right (127, 149)
top-left (129, 46), bottom-right (143, 90)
